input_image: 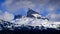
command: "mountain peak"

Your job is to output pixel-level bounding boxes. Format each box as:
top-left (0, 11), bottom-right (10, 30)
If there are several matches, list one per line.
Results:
top-left (27, 8), bottom-right (39, 18)
top-left (27, 8), bottom-right (49, 20)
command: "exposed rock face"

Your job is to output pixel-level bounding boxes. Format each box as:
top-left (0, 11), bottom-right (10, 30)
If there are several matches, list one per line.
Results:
top-left (41, 18), bottom-right (49, 21)
top-left (27, 8), bottom-right (49, 20)
top-left (27, 8), bottom-right (39, 18)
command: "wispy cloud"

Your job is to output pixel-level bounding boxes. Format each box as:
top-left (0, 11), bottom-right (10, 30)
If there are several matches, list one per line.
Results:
top-left (46, 14), bottom-right (60, 22)
top-left (0, 12), bottom-right (14, 21)
top-left (1, 0), bottom-right (60, 22)
top-left (2, 0), bottom-right (35, 13)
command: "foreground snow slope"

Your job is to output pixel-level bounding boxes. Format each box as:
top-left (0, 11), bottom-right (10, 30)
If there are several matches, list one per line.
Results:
top-left (10, 17), bottom-right (60, 30)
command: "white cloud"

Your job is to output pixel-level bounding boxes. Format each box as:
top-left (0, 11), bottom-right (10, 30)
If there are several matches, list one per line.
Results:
top-left (1, 0), bottom-right (51, 14)
top-left (0, 12), bottom-right (14, 21)
top-left (47, 6), bottom-right (55, 12)
top-left (2, 0), bottom-right (35, 13)
top-left (46, 14), bottom-right (60, 22)
top-left (1, 0), bottom-right (60, 22)
top-left (2, 0), bottom-right (59, 13)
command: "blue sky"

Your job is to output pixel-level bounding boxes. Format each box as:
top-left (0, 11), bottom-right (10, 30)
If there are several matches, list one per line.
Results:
top-left (0, 0), bottom-right (60, 22)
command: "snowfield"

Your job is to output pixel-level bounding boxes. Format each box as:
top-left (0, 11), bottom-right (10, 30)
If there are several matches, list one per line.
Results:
top-left (0, 12), bottom-right (60, 30)
top-left (9, 17), bottom-right (60, 30)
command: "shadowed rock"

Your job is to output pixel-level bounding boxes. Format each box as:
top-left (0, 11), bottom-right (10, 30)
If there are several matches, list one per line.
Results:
top-left (27, 8), bottom-right (39, 18)
top-left (27, 8), bottom-right (49, 20)
top-left (14, 15), bottom-right (22, 20)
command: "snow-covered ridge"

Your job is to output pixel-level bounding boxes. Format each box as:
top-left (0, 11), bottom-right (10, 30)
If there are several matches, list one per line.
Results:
top-left (10, 17), bottom-right (60, 29)
top-left (0, 9), bottom-right (60, 30)
top-left (0, 16), bottom-right (60, 30)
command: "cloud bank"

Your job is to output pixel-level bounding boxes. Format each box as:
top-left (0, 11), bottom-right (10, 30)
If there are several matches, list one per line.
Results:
top-left (0, 12), bottom-right (14, 21)
top-left (1, 0), bottom-right (60, 22)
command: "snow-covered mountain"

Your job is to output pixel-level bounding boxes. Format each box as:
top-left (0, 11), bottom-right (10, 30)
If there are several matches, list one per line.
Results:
top-left (0, 8), bottom-right (60, 30)
top-left (27, 8), bottom-right (49, 20)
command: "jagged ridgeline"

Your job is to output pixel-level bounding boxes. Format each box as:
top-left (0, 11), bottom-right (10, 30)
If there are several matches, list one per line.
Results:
top-left (27, 8), bottom-right (49, 20)
top-left (14, 8), bottom-right (49, 20)
top-left (0, 8), bottom-right (60, 31)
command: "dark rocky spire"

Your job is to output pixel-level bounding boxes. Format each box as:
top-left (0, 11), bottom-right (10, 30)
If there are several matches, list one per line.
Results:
top-left (27, 8), bottom-right (39, 18)
top-left (27, 8), bottom-right (49, 20)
